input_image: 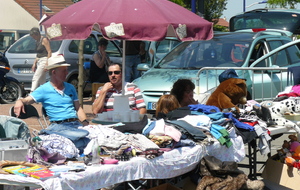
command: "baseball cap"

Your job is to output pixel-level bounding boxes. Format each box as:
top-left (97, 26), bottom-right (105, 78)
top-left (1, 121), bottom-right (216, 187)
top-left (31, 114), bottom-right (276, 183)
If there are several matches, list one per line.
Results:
top-left (218, 69), bottom-right (246, 83)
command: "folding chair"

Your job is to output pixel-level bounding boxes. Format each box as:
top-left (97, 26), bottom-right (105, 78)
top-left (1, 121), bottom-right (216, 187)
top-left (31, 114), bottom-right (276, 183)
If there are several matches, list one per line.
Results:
top-left (41, 106), bottom-right (49, 128)
top-left (9, 104), bottom-right (45, 130)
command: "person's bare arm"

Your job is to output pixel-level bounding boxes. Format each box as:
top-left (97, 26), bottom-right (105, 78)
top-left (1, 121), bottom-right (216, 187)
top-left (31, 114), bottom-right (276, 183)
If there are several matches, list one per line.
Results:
top-left (139, 107), bottom-right (147, 114)
top-left (92, 82), bottom-right (113, 114)
top-left (74, 100), bottom-right (89, 126)
top-left (93, 49), bottom-right (109, 68)
top-left (42, 38), bottom-right (52, 70)
top-left (13, 96), bottom-right (35, 117)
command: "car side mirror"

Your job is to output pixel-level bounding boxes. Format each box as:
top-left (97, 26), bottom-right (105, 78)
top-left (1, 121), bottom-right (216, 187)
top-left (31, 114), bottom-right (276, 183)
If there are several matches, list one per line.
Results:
top-left (137, 63), bottom-right (150, 71)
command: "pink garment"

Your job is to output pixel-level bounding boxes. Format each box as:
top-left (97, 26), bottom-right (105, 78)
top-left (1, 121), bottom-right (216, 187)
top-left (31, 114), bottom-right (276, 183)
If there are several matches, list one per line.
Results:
top-left (164, 125), bottom-right (182, 142)
top-left (292, 84), bottom-right (300, 94)
top-left (290, 141), bottom-right (300, 152)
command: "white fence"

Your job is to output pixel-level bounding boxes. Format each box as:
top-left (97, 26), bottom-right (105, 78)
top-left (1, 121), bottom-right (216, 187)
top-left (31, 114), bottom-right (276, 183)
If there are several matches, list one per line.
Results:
top-left (194, 67), bottom-right (292, 103)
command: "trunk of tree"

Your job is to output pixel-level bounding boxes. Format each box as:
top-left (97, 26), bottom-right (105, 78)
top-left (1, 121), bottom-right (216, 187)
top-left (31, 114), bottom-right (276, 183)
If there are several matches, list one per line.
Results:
top-left (78, 40), bottom-right (84, 107)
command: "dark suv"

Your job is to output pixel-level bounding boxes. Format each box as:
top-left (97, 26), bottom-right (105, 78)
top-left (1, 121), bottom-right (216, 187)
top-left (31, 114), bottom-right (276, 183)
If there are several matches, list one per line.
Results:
top-left (229, 8), bottom-right (300, 35)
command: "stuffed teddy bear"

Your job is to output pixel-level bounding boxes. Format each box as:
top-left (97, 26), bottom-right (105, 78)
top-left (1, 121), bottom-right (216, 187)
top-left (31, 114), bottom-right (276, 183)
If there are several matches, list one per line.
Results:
top-left (206, 77), bottom-right (247, 113)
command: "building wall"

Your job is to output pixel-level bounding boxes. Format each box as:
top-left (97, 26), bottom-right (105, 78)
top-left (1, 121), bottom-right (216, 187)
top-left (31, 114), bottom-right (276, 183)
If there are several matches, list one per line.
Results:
top-left (0, 0), bottom-right (38, 30)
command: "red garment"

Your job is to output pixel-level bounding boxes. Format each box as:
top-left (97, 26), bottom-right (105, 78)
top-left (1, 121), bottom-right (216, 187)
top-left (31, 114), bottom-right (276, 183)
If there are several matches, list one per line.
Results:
top-left (277, 92), bottom-right (300, 97)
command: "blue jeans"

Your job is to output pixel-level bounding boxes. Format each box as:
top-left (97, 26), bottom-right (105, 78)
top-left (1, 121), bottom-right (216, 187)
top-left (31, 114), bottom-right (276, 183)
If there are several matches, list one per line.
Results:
top-left (39, 121), bottom-right (90, 152)
top-left (125, 54), bottom-right (141, 82)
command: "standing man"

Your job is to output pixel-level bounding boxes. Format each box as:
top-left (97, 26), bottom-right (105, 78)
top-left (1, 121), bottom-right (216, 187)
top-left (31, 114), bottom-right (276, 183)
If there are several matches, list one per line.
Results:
top-left (122, 40), bottom-right (141, 82)
top-left (29, 27), bottom-right (52, 92)
top-left (14, 55), bottom-right (90, 152)
top-left (92, 63), bottom-right (146, 114)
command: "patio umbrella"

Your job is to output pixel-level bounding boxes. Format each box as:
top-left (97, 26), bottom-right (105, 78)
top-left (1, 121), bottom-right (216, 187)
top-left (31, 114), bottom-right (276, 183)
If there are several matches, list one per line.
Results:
top-left (41, 0), bottom-right (213, 104)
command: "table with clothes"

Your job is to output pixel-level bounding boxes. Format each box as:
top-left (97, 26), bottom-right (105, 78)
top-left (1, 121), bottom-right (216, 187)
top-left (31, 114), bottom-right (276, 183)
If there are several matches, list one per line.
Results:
top-left (0, 104), bottom-right (274, 190)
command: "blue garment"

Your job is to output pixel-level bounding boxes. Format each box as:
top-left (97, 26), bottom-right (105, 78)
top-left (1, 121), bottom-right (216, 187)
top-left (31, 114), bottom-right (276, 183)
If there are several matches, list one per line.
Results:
top-left (31, 82), bottom-right (89, 152)
top-left (30, 82), bottom-right (78, 121)
top-left (142, 120), bottom-right (156, 136)
top-left (223, 112), bottom-right (254, 131)
top-left (39, 121), bottom-right (90, 152)
top-left (125, 54), bottom-right (141, 82)
top-left (188, 104), bottom-right (220, 114)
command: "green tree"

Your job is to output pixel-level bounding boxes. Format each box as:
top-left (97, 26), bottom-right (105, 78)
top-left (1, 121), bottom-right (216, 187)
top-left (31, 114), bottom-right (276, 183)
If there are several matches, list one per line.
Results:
top-left (267, 0), bottom-right (300, 8)
top-left (203, 0), bottom-right (227, 24)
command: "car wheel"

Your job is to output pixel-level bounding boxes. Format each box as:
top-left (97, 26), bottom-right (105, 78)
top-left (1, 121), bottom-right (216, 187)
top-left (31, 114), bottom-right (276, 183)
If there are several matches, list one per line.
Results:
top-left (68, 75), bottom-right (78, 90)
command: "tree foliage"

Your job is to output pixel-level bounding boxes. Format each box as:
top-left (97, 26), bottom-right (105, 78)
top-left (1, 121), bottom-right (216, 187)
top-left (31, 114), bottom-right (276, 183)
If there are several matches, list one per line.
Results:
top-left (203, 0), bottom-right (227, 24)
top-left (267, 0), bottom-right (300, 8)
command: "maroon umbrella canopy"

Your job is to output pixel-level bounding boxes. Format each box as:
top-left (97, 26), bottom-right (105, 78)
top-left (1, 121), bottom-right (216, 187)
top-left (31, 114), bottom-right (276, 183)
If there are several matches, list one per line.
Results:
top-left (41, 0), bottom-right (213, 41)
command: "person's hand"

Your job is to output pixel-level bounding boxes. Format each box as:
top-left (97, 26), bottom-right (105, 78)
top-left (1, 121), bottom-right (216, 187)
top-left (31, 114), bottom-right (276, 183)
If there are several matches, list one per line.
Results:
top-left (44, 62), bottom-right (48, 72)
top-left (189, 96), bottom-right (199, 105)
top-left (31, 64), bottom-right (36, 72)
top-left (13, 99), bottom-right (25, 117)
top-left (102, 82), bottom-right (113, 92)
top-left (100, 49), bottom-right (107, 58)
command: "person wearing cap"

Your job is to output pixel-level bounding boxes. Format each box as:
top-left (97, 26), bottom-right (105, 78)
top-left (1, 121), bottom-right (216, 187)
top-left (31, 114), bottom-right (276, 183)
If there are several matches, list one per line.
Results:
top-left (29, 27), bottom-right (52, 92)
top-left (14, 55), bottom-right (90, 152)
top-left (218, 69), bottom-right (246, 83)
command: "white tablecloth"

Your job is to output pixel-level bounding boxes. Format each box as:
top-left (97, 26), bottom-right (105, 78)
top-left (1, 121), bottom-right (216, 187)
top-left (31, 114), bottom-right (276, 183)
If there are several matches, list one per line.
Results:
top-left (0, 139), bottom-right (245, 190)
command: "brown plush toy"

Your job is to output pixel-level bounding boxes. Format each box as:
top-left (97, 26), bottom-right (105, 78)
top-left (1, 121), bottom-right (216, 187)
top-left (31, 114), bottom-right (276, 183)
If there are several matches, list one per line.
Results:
top-left (206, 69), bottom-right (247, 113)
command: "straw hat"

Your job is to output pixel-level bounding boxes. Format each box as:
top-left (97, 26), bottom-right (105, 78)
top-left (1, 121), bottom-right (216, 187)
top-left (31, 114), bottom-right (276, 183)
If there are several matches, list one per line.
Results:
top-left (47, 55), bottom-right (70, 70)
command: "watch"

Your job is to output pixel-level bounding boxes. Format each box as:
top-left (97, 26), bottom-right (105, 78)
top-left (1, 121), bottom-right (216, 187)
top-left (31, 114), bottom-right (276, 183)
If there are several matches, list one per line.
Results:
top-left (82, 119), bottom-right (89, 124)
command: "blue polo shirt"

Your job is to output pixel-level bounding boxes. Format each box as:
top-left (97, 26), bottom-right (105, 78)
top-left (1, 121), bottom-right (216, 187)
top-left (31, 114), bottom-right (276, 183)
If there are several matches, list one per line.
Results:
top-left (30, 82), bottom-right (78, 121)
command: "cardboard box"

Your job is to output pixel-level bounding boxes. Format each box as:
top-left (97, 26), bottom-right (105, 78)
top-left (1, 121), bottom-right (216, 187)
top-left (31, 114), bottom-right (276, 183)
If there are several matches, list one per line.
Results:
top-left (262, 156), bottom-right (300, 190)
top-left (148, 183), bottom-right (181, 190)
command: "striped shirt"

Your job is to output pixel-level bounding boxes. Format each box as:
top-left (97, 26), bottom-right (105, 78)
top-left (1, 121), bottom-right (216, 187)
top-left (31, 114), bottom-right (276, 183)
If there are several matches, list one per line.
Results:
top-left (95, 83), bottom-right (146, 112)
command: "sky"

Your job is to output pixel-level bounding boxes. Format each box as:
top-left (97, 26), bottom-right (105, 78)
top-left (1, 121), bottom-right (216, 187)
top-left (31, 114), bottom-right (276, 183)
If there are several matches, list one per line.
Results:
top-left (222, 0), bottom-right (268, 20)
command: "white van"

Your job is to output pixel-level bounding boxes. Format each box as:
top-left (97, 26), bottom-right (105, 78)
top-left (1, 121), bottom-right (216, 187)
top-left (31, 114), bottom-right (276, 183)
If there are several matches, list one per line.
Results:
top-left (0, 29), bottom-right (29, 52)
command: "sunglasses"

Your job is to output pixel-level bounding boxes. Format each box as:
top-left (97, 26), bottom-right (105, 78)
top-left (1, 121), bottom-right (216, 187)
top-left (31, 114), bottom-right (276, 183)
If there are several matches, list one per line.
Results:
top-left (108, 71), bottom-right (121, 75)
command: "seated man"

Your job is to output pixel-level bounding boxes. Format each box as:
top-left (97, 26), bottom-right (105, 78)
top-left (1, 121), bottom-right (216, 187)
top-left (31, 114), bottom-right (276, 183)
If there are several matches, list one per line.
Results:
top-left (14, 55), bottom-right (90, 152)
top-left (92, 63), bottom-right (147, 114)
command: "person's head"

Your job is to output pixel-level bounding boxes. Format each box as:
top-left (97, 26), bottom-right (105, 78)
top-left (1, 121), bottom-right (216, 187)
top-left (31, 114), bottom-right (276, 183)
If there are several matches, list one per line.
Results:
top-left (29, 27), bottom-right (41, 41)
top-left (170, 79), bottom-right (195, 106)
top-left (140, 41), bottom-right (145, 50)
top-left (108, 63), bottom-right (122, 87)
top-left (155, 94), bottom-right (180, 117)
top-left (47, 55), bottom-right (70, 82)
top-left (98, 38), bottom-right (108, 50)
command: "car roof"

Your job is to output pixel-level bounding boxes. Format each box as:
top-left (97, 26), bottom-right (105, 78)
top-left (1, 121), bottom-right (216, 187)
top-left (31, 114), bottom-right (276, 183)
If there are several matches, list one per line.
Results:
top-left (210, 31), bottom-right (290, 41)
top-left (232, 8), bottom-right (300, 17)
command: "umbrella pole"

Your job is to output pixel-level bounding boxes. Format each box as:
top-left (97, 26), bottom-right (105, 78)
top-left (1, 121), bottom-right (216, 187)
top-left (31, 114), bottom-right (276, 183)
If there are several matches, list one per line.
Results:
top-left (122, 40), bottom-right (126, 95)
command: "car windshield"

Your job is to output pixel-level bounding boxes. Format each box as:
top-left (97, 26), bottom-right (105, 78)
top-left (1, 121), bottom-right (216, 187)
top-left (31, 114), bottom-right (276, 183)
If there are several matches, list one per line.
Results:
top-left (157, 39), bottom-right (251, 69)
top-left (8, 35), bottom-right (62, 53)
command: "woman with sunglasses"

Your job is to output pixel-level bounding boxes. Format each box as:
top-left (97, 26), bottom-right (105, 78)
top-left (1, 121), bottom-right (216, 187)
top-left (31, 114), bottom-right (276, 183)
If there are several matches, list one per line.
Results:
top-left (92, 63), bottom-right (147, 115)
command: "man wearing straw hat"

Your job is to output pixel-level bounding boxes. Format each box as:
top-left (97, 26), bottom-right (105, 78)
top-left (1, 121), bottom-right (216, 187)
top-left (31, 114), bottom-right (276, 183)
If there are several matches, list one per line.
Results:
top-left (14, 55), bottom-right (90, 152)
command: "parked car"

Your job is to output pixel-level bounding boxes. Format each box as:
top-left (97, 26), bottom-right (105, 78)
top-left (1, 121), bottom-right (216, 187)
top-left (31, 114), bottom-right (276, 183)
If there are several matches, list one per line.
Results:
top-left (0, 29), bottom-right (29, 52)
top-left (229, 8), bottom-right (300, 36)
top-left (5, 31), bottom-right (122, 91)
top-left (134, 30), bottom-right (300, 112)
